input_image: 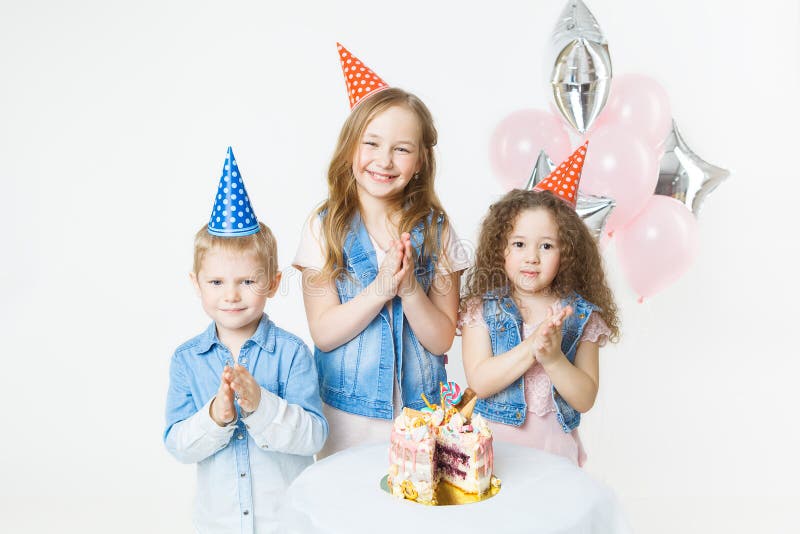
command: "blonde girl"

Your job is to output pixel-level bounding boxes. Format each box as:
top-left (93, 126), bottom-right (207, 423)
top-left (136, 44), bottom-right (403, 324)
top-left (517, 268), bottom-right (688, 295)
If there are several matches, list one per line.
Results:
top-left (293, 72), bottom-right (469, 457)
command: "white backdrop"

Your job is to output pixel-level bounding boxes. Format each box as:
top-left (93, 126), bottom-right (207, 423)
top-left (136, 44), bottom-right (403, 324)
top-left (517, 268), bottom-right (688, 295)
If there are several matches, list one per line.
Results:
top-left (1, 1), bottom-right (798, 532)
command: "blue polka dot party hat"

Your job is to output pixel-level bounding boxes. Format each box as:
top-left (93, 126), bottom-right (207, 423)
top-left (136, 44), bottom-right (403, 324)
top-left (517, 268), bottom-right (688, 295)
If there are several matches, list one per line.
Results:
top-left (207, 147), bottom-right (260, 237)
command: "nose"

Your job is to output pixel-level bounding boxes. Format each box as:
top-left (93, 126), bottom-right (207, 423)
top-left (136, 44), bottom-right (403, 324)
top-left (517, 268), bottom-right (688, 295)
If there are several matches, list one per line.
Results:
top-left (376, 147), bottom-right (393, 168)
top-left (525, 249), bottom-right (539, 264)
top-left (224, 284), bottom-right (241, 302)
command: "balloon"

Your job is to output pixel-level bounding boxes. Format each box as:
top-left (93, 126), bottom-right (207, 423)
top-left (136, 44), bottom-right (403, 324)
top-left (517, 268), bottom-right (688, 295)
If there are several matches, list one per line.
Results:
top-left (489, 109), bottom-right (571, 190)
top-left (525, 149), bottom-right (616, 240)
top-left (655, 120), bottom-right (730, 216)
top-left (549, 0), bottom-right (612, 134)
top-left (524, 150), bottom-right (556, 191)
top-left (592, 73), bottom-right (672, 149)
top-left (577, 194), bottom-right (616, 241)
top-left (579, 125), bottom-right (659, 234)
top-left (615, 196), bottom-right (699, 300)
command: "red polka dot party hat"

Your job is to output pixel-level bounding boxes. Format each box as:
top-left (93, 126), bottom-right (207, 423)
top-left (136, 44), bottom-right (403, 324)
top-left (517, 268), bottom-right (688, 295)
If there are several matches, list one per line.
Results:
top-left (533, 141), bottom-right (589, 208)
top-left (336, 42), bottom-right (389, 109)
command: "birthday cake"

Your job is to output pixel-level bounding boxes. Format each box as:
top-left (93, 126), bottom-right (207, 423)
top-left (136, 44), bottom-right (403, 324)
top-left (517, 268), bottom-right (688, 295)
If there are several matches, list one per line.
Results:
top-left (387, 383), bottom-right (495, 504)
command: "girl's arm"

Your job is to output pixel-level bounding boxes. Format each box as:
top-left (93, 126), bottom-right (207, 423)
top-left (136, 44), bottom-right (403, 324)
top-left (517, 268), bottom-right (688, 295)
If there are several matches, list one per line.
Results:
top-left (540, 341), bottom-right (599, 413)
top-left (461, 322), bottom-right (537, 398)
top-left (300, 241), bottom-right (407, 352)
top-left (399, 270), bottom-right (461, 355)
top-left (396, 231), bottom-right (464, 355)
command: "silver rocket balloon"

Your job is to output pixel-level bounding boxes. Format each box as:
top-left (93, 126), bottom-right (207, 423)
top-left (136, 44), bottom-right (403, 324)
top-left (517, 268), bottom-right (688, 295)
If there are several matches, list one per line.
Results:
top-left (549, 0), bottom-right (612, 134)
top-left (655, 120), bottom-right (730, 216)
top-left (525, 149), bottom-right (616, 240)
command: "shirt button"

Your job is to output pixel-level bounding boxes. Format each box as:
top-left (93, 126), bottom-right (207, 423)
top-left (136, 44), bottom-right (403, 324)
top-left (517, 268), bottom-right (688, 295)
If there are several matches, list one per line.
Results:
top-left (237, 433), bottom-right (244, 440)
top-left (240, 357), bottom-right (247, 364)
top-left (243, 510), bottom-right (249, 516)
top-left (515, 411), bottom-right (521, 420)
top-left (240, 472), bottom-right (246, 477)
top-left (499, 326), bottom-right (506, 332)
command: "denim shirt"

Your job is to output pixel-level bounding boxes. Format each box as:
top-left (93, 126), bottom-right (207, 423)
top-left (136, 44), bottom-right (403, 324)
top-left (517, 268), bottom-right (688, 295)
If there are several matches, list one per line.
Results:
top-left (164, 314), bottom-right (327, 534)
top-left (474, 291), bottom-right (598, 432)
top-left (315, 211), bottom-right (448, 420)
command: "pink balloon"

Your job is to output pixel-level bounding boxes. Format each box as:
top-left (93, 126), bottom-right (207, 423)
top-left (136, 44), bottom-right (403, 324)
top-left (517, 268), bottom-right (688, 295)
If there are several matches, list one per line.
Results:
top-left (615, 196), bottom-right (699, 300)
top-left (579, 125), bottom-right (659, 234)
top-left (591, 74), bottom-right (672, 149)
top-left (489, 109), bottom-right (572, 191)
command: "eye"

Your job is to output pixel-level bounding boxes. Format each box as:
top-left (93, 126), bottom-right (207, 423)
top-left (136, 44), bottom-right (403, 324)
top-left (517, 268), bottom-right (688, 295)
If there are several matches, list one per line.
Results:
top-left (363, 140), bottom-right (378, 147)
top-left (395, 146), bottom-right (410, 153)
top-left (208, 280), bottom-right (222, 286)
top-left (540, 243), bottom-right (554, 250)
top-left (242, 280), bottom-right (256, 286)
top-left (510, 241), bottom-right (524, 248)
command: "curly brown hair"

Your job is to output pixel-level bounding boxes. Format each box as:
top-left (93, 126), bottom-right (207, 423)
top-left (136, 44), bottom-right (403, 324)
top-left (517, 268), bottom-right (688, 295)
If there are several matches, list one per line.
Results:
top-left (462, 189), bottom-right (619, 341)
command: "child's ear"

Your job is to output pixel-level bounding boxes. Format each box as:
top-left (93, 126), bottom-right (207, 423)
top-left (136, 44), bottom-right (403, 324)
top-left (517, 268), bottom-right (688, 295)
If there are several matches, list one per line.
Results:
top-left (189, 272), bottom-right (201, 297)
top-left (266, 271), bottom-right (282, 298)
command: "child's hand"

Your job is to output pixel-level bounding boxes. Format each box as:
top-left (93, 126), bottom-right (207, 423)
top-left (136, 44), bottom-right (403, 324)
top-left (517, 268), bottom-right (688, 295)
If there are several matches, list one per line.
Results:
top-left (532, 305), bottom-right (573, 367)
top-left (210, 365), bottom-right (236, 426)
top-left (397, 233), bottom-right (419, 298)
top-left (374, 239), bottom-right (408, 301)
top-left (230, 364), bottom-right (261, 415)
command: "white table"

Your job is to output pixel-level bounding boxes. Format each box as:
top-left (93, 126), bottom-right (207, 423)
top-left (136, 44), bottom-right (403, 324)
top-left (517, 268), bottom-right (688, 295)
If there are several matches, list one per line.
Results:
top-left (283, 442), bottom-right (631, 533)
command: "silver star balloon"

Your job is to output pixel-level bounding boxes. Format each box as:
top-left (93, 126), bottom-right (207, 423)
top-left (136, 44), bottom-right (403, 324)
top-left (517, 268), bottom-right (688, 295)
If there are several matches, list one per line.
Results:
top-left (525, 150), bottom-right (616, 240)
top-left (525, 150), bottom-right (556, 191)
top-left (655, 120), bottom-right (730, 216)
top-left (549, 0), bottom-right (612, 134)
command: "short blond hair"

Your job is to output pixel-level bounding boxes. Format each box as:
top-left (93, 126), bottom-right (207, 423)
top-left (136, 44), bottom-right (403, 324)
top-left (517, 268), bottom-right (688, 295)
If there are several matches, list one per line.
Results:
top-left (193, 222), bottom-right (278, 279)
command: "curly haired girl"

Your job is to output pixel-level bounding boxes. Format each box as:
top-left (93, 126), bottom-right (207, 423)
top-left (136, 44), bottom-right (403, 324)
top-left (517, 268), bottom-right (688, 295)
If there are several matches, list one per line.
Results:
top-left (460, 187), bottom-right (619, 466)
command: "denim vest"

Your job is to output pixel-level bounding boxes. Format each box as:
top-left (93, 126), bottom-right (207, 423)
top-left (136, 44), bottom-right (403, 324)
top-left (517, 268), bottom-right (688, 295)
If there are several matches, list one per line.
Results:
top-left (314, 211), bottom-right (447, 420)
top-left (474, 291), bottom-right (598, 432)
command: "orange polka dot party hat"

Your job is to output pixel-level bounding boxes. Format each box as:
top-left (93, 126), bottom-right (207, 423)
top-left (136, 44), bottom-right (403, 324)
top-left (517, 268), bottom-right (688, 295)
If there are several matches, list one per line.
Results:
top-left (532, 141), bottom-right (589, 208)
top-left (336, 42), bottom-right (389, 109)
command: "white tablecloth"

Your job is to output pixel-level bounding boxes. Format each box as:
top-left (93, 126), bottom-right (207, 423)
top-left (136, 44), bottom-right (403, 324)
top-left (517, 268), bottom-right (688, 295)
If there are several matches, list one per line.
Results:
top-left (283, 441), bottom-right (631, 534)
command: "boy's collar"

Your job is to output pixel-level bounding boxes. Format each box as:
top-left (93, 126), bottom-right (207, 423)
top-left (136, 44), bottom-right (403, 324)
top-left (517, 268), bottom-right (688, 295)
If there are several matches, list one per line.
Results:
top-left (248, 314), bottom-right (276, 352)
top-left (196, 314), bottom-right (276, 354)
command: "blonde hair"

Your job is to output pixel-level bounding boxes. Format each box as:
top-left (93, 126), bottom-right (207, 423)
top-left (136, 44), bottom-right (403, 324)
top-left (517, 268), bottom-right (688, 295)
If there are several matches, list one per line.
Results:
top-left (316, 87), bottom-right (450, 279)
top-left (193, 222), bottom-right (279, 279)
top-left (462, 190), bottom-right (620, 341)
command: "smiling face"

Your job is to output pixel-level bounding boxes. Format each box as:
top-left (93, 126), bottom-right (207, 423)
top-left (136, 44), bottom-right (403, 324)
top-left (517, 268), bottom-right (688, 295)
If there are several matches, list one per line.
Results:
top-left (504, 208), bottom-right (562, 296)
top-left (190, 247), bottom-right (280, 339)
top-left (351, 104), bottom-right (422, 204)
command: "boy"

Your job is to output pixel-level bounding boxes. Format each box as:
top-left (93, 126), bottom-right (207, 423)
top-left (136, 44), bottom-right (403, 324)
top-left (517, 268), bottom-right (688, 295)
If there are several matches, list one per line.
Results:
top-left (164, 148), bottom-right (327, 533)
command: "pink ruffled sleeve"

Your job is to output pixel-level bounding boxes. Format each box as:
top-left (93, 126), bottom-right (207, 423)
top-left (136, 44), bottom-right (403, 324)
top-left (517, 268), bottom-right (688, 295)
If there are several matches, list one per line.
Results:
top-left (580, 311), bottom-right (611, 347)
top-left (457, 297), bottom-right (487, 334)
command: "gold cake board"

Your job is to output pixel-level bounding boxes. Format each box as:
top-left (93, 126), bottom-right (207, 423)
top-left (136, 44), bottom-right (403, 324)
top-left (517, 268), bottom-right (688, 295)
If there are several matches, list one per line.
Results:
top-left (379, 475), bottom-right (500, 506)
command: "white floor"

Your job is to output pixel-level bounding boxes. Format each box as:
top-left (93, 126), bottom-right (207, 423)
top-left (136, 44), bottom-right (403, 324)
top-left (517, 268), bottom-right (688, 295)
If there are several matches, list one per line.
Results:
top-left (1, 495), bottom-right (795, 533)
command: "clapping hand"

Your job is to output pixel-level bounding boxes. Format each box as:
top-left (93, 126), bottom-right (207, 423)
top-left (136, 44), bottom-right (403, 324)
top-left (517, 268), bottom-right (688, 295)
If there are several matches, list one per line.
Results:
top-left (230, 364), bottom-right (261, 415)
top-left (374, 238), bottom-right (408, 300)
top-left (210, 365), bottom-right (236, 426)
top-left (531, 305), bottom-right (573, 367)
top-left (396, 233), bottom-right (419, 298)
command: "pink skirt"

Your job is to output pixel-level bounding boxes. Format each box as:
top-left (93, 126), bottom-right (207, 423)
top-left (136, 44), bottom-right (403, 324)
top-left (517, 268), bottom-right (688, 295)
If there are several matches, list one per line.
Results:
top-left (489, 410), bottom-right (587, 467)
